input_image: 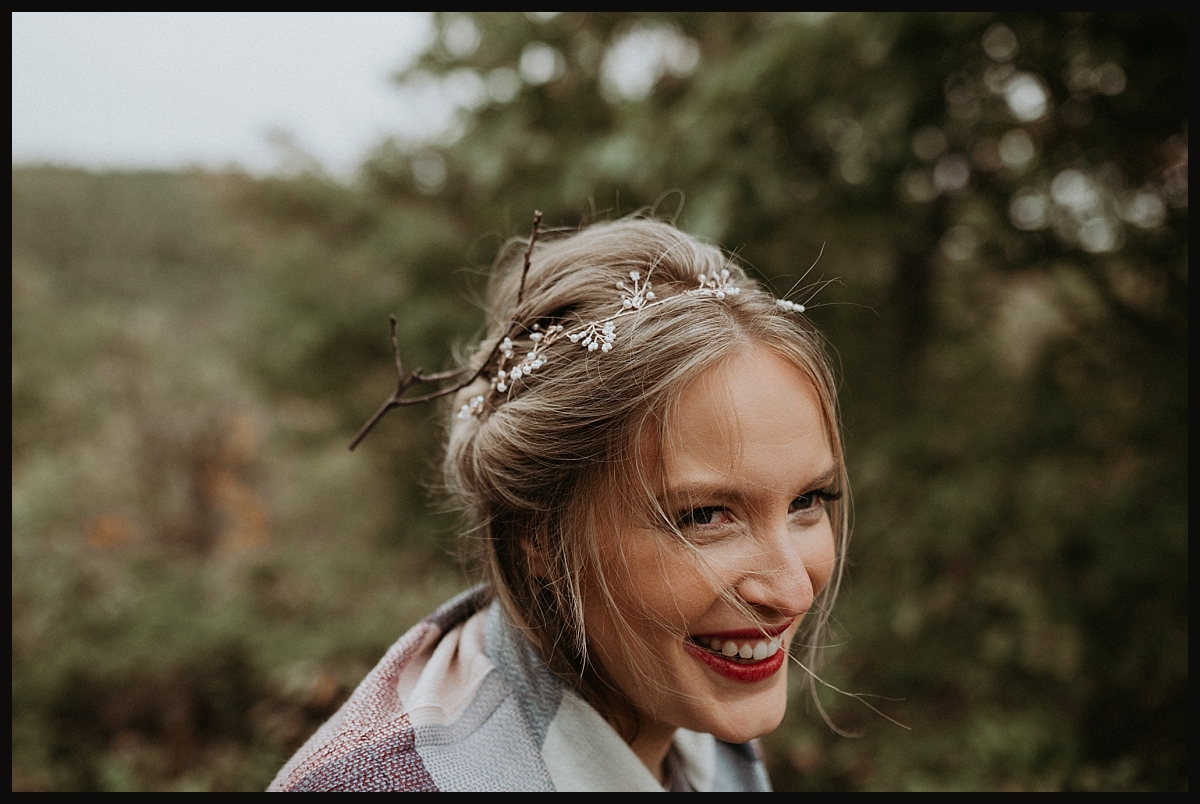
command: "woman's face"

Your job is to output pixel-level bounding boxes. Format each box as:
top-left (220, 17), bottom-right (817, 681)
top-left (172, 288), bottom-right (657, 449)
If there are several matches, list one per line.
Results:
top-left (585, 344), bottom-right (838, 751)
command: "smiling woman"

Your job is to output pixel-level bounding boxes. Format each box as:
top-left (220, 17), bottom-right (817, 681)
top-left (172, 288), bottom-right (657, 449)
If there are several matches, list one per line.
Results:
top-left (269, 216), bottom-right (849, 791)
top-left (583, 346), bottom-right (839, 771)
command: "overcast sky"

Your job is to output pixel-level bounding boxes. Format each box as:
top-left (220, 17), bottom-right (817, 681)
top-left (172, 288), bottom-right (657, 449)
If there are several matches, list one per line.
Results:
top-left (11, 12), bottom-right (442, 176)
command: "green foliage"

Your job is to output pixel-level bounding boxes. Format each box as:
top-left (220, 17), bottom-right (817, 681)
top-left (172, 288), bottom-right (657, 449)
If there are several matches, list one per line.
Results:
top-left (12, 167), bottom-right (471, 790)
top-left (12, 12), bottom-right (1186, 791)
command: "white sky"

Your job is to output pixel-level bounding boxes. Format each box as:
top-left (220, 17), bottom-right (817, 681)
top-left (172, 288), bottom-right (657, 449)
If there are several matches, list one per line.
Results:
top-left (11, 12), bottom-right (443, 177)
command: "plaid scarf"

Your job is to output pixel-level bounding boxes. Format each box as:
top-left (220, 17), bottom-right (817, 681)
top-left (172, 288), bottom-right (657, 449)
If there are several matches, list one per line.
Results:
top-left (269, 586), bottom-right (771, 792)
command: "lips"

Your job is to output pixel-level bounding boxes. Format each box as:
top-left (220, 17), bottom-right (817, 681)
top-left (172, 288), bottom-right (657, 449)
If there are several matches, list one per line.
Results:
top-left (684, 622), bottom-right (793, 683)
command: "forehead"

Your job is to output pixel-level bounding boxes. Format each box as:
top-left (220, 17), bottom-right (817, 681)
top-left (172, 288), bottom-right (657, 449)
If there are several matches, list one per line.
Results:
top-left (659, 345), bottom-right (833, 497)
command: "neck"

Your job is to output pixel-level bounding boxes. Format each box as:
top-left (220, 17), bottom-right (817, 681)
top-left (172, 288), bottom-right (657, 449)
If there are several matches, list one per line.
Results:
top-left (620, 719), bottom-right (678, 786)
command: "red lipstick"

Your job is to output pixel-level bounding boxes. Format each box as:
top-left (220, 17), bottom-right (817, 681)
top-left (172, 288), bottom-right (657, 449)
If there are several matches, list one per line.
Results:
top-left (683, 640), bottom-right (787, 683)
top-left (694, 621), bottom-right (793, 640)
top-left (683, 619), bottom-right (795, 683)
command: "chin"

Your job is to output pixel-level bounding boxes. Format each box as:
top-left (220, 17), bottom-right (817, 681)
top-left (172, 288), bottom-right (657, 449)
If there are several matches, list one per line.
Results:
top-left (694, 683), bottom-right (789, 744)
top-left (704, 708), bottom-right (786, 745)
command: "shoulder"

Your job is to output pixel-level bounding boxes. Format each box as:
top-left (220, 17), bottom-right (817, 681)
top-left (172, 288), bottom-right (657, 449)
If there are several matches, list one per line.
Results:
top-left (267, 589), bottom-right (771, 791)
top-left (268, 587), bottom-right (492, 792)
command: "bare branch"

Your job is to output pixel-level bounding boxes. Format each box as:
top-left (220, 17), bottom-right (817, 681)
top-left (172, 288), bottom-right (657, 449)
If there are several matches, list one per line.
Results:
top-left (347, 318), bottom-right (477, 451)
top-left (348, 211), bottom-right (545, 452)
top-left (517, 210), bottom-right (543, 307)
top-left (389, 314), bottom-right (403, 379)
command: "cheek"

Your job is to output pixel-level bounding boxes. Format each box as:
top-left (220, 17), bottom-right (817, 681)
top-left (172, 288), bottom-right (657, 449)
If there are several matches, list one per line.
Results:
top-left (606, 536), bottom-right (719, 628)
top-left (648, 567), bottom-right (725, 626)
top-left (806, 522), bottom-right (839, 596)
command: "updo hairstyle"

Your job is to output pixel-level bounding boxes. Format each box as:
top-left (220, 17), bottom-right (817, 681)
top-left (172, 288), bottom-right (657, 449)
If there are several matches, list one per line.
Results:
top-left (443, 218), bottom-right (848, 712)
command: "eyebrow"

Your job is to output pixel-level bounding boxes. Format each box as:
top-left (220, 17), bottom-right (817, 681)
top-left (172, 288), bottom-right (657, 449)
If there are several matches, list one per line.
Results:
top-left (660, 465), bottom-right (840, 506)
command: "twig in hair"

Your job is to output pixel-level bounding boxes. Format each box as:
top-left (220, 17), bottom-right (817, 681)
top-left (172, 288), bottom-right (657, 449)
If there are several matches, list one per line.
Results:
top-left (348, 210), bottom-right (546, 451)
top-left (348, 316), bottom-right (471, 451)
top-left (517, 210), bottom-right (543, 307)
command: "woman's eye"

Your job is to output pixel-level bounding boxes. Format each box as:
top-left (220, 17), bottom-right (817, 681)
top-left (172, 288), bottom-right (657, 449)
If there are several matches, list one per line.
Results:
top-left (790, 494), bottom-right (820, 512)
top-left (676, 506), bottom-right (731, 528)
top-left (790, 489), bottom-right (840, 516)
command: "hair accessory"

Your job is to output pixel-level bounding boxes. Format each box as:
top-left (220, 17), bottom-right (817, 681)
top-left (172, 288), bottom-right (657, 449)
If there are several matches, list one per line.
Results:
top-left (350, 212), bottom-right (809, 446)
top-left (776, 299), bottom-right (806, 312)
top-left (456, 266), bottom-right (754, 419)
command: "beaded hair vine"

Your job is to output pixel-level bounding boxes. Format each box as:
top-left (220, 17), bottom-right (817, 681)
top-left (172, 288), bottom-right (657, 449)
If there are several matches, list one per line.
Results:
top-left (348, 211), bottom-right (807, 450)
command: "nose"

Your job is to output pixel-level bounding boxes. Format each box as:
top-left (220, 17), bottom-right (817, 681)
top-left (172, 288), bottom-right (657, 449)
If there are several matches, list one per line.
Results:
top-left (734, 514), bottom-right (829, 621)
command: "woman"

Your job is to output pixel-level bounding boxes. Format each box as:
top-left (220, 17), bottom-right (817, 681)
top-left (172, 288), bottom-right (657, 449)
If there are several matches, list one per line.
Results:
top-left (270, 217), bottom-right (848, 791)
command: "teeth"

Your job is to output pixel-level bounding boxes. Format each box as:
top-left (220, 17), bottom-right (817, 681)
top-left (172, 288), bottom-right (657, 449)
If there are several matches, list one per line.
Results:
top-left (694, 636), bottom-right (782, 662)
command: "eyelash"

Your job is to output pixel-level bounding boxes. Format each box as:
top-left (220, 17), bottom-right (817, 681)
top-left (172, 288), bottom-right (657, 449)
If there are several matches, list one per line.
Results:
top-left (790, 488), bottom-right (842, 514)
top-left (673, 488), bottom-right (841, 531)
top-left (675, 506), bottom-right (730, 529)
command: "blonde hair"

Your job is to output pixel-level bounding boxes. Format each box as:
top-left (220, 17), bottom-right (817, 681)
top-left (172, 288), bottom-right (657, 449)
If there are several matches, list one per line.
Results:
top-left (443, 217), bottom-right (848, 723)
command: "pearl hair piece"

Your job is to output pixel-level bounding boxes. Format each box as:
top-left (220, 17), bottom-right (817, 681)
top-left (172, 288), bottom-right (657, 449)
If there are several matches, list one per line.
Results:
top-left (458, 265), bottom-right (804, 419)
top-left (776, 299), bottom-right (806, 313)
top-left (348, 212), bottom-right (815, 449)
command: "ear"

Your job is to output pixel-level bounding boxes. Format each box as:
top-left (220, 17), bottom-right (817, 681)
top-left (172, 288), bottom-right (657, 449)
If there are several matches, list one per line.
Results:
top-left (520, 535), bottom-right (551, 578)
